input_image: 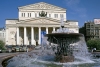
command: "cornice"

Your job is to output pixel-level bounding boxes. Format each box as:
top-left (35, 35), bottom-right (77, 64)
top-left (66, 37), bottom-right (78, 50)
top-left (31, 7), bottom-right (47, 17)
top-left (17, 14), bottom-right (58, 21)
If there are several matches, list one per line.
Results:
top-left (6, 24), bottom-right (78, 28)
top-left (18, 2), bottom-right (66, 11)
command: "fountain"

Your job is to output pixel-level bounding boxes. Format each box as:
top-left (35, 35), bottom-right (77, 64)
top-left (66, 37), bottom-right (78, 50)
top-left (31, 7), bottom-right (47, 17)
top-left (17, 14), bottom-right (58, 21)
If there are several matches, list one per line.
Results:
top-left (6, 18), bottom-right (99, 67)
top-left (45, 19), bottom-right (83, 62)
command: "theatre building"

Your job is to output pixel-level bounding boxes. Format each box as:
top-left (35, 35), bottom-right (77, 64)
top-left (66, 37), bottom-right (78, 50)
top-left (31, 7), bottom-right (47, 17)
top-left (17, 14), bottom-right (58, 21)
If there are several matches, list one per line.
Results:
top-left (5, 2), bottom-right (79, 46)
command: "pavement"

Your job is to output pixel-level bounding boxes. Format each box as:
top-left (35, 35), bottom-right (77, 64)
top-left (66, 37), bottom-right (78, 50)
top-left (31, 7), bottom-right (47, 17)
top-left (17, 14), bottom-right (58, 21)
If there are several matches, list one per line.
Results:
top-left (0, 52), bottom-right (26, 67)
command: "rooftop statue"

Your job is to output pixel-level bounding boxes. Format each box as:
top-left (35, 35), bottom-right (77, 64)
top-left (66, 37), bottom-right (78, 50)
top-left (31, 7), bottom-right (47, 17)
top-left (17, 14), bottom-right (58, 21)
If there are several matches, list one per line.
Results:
top-left (39, 11), bottom-right (47, 17)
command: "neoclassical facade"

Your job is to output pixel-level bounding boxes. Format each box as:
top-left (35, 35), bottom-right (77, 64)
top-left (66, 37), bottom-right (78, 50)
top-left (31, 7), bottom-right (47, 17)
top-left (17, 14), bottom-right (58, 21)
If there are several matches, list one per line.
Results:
top-left (5, 2), bottom-right (79, 46)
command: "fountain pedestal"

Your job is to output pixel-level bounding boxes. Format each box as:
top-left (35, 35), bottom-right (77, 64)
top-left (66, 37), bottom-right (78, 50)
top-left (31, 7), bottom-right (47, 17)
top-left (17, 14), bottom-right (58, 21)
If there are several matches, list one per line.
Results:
top-left (55, 55), bottom-right (74, 62)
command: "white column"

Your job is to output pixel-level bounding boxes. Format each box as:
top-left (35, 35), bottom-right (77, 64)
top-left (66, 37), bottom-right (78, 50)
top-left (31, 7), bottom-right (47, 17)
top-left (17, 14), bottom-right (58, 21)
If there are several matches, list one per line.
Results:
top-left (46, 27), bottom-right (48, 34)
top-left (53, 27), bottom-right (55, 32)
top-left (31, 27), bottom-right (34, 45)
top-left (38, 27), bottom-right (41, 45)
top-left (6, 28), bottom-right (8, 45)
top-left (24, 27), bottom-right (27, 45)
top-left (17, 27), bottom-right (19, 45)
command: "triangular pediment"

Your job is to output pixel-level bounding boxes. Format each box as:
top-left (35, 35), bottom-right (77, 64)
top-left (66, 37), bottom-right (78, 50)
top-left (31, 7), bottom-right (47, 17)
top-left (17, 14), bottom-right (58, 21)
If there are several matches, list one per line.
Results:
top-left (18, 17), bottom-right (62, 24)
top-left (18, 2), bottom-right (66, 10)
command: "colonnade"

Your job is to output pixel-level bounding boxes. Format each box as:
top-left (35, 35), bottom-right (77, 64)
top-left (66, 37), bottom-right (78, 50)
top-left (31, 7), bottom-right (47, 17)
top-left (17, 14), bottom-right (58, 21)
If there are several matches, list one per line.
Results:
top-left (16, 27), bottom-right (56, 45)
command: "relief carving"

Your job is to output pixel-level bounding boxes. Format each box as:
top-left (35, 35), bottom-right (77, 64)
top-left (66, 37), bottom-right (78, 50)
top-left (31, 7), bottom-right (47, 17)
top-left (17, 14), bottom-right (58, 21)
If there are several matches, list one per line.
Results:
top-left (24, 3), bottom-right (57, 10)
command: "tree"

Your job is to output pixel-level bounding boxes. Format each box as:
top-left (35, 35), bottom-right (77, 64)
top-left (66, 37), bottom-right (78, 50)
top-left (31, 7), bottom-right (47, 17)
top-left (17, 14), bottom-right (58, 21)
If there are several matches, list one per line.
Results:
top-left (0, 40), bottom-right (5, 50)
top-left (79, 26), bottom-right (86, 35)
top-left (79, 26), bottom-right (86, 40)
top-left (87, 39), bottom-right (100, 50)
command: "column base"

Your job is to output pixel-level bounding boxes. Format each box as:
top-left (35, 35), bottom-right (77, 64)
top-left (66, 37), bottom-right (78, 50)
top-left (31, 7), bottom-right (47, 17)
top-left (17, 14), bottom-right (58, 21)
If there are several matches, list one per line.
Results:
top-left (38, 40), bottom-right (41, 45)
top-left (32, 40), bottom-right (36, 46)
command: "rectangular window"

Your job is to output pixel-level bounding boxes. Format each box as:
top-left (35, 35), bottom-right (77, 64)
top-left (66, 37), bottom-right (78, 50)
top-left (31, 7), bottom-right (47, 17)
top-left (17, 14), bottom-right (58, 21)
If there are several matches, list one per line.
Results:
top-left (60, 14), bottom-right (64, 18)
top-left (54, 14), bottom-right (58, 18)
top-left (35, 13), bottom-right (37, 17)
top-left (28, 13), bottom-right (29, 17)
top-left (22, 13), bottom-right (23, 17)
top-left (49, 14), bottom-right (51, 18)
top-left (30, 13), bottom-right (31, 17)
top-left (24, 13), bottom-right (25, 17)
top-left (28, 13), bottom-right (31, 17)
top-left (22, 13), bottom-right (25, 17)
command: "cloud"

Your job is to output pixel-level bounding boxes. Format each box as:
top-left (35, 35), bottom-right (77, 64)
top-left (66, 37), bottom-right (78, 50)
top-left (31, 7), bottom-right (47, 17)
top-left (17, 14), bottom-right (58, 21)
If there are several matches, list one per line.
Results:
top-left (65, 0), bottom-right (87, 18)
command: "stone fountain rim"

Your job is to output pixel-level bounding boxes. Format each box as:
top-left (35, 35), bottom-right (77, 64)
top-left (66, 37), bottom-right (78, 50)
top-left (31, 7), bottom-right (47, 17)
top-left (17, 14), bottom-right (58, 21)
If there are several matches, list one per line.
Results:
top-left (45, 33), bottom-right (83, 37)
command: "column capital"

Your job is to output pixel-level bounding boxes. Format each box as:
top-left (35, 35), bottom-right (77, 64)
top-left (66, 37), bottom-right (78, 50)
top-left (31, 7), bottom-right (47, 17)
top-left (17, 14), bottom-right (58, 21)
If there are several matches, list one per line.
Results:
top-left (46, 27), bottom-right (48, 28)
top-left (38, 27), bottom-right (41, 28)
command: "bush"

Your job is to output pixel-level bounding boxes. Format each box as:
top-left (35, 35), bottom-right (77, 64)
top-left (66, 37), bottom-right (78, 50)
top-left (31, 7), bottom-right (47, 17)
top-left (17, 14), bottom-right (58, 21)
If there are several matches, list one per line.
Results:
top-left (0, 40), bottom-right (5, 50)
top-left (87, 39), bottom-right (100, 50)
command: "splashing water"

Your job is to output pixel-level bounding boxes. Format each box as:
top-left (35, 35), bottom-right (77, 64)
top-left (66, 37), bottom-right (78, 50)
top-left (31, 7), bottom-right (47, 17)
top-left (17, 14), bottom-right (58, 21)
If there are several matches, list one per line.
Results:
top-left (7, 28), bottom-right (96, 67)
top-left (7, 36), bottom-right (96, 67)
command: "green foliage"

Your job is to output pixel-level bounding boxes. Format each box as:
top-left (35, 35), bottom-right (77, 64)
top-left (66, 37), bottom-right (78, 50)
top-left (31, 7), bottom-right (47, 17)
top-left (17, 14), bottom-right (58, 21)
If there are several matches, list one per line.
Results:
top-left (87, 39), bottom-right (100, 50)
top-left (0, 40), bottom-right (5, 50)
top-left (79, 26), bottom-right (86, 35)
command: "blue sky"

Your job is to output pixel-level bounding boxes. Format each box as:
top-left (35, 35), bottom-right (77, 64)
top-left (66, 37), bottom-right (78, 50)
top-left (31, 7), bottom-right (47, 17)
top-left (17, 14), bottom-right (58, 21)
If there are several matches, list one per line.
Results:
top-left (0, 0), bottom-right (100, 28)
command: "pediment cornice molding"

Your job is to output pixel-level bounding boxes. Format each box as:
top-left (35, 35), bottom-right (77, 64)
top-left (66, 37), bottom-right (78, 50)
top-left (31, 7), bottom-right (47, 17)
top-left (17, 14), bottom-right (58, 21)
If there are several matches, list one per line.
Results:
top-left (18, 2), bottom-right (66, 11)
top-left (18, 17), bottom-right (69, 25)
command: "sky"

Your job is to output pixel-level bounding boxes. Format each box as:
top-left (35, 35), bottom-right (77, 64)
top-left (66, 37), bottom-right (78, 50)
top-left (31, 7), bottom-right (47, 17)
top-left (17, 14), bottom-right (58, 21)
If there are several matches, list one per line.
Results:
top-left (0, 0), bottom-right (100, 28)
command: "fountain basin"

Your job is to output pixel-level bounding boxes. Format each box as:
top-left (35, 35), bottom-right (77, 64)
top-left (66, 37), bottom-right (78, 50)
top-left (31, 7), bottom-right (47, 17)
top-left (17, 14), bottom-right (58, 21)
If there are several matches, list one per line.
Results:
top-left (45, 33), bottom-right (83, 37)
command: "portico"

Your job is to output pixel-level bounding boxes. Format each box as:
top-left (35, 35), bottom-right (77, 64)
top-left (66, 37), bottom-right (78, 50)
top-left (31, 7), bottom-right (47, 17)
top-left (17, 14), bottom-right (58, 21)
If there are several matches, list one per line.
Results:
top-left (16, 26), bottom-right (56, 46)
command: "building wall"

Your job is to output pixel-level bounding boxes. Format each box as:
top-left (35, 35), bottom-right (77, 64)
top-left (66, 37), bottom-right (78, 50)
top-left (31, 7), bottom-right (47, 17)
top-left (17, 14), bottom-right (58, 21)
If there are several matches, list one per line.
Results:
top-left (85, 21), bottom-right (100, 40)
top-left (18, 2), bottom-right (66, 21)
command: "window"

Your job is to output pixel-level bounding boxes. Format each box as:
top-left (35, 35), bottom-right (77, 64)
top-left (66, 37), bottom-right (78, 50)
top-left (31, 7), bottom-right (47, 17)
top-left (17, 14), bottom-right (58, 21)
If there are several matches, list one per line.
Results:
top-left (54, 14), bottom-right (58, 18)
top-left (22, 13), bottom-right (25, 17)
top-left (86, 29), bottom-right (90, 35)
top-left (95, 30), bottom-right (99, 35)
top-left (35, 13), bottom-right (37, 17)
top-left (22, 13), bottom-right (23, 17)
top-left (60, 14), bottom-right (64, 18)
top-left (28, 13), bottom-right (31, 17)
top-left (24, 13), bottom-right (25, 17)
top-left (49, 14), bottom-right (51, 18)
top-left (30, 13), bottom-right (31, 17)
top-left (86, 25), bottom-right (90, 28)
top-left (95, 27), bottom-right (99, 30)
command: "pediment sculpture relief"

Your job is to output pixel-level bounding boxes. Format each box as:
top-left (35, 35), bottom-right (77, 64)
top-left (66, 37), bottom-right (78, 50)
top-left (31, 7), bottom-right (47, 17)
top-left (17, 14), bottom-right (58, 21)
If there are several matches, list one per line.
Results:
top-left (39, 11), bottom-right (47, 17)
